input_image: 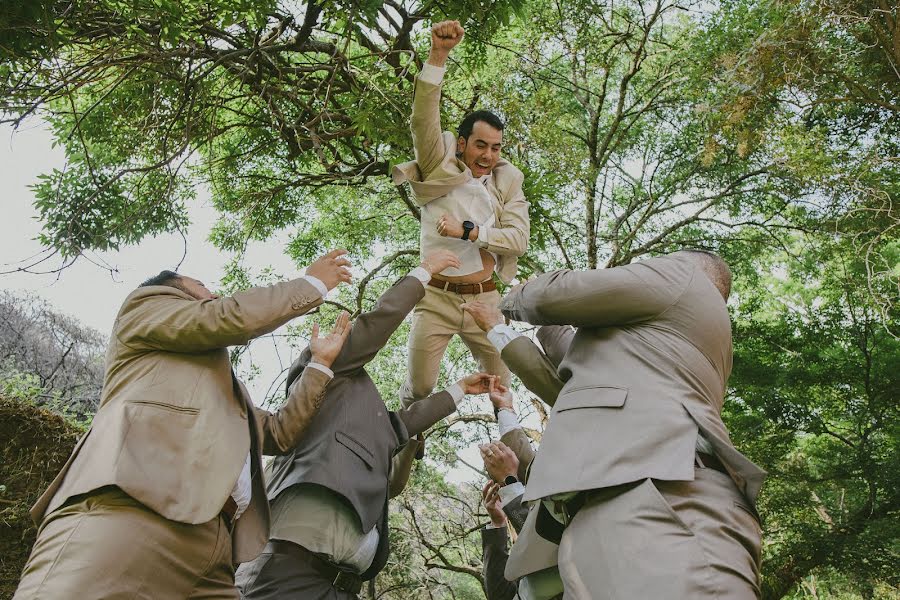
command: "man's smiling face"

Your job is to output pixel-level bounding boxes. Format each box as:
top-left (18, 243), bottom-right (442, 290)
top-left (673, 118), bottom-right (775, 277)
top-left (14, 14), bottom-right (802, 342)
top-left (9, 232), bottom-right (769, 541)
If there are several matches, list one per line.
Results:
top-left (457, 120), bottom-right (503, 178)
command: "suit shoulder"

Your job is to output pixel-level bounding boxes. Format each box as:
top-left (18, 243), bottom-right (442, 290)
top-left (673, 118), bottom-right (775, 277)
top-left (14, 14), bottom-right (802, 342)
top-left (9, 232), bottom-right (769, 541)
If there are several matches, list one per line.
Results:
top-left (493, 161), bottom-right (524, 190)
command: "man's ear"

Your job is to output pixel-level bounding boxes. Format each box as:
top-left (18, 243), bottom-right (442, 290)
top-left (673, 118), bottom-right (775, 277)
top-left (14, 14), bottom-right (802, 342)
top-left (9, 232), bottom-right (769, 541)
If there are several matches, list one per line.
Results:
top-left (456, 135), bottom-right (466, 155)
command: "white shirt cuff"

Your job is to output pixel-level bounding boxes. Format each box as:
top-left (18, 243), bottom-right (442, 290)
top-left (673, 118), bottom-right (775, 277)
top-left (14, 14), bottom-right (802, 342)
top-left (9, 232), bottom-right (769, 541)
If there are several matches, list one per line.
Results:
top-left (419, 63), bottom-right (446, 86)
top-left (306, 362), bottom-right (334, 379)
top-left (446, 382), bottom-right (465, 406)
top-left (408, 266), bottom-right (432, 286)
top-left (302, 275), bottom-right (328, 298)
top-left (486, 324), bottom-right (522, 352)
top-left (485, 521), bottom-right (507, 530)
top-left (498, 481), bottom-right (525, 507)
top-left (497, 408), bottom-right (522, 437)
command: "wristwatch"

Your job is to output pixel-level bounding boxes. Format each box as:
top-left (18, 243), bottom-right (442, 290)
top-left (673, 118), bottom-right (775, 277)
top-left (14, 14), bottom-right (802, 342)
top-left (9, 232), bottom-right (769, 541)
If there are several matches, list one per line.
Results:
top-left (504, 475), bottom-right (518, 486)
top-left (461, 220), bottom-right (475, 240)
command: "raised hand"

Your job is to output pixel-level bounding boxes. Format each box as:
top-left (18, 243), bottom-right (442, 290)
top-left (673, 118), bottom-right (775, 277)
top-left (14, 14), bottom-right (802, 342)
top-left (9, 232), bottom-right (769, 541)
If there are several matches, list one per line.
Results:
top-left (309, 311), bottom-right (351, 367)
top-left (428, 20), bottom-right (464, 67)
top-left (306, 249), bottom-right (352, 291)
top-left (457, 372), bottom-right (497, 395)
top-left (421, 249), bottom-right (461, 275)
top-left (488, 384), bottom-right (515, 413)
top-left (479, 441), bottom-right (519, 483)
top-left (482, 481), bottom-right (507, 527)
top-left (460, 300), bottom-right (504, 332)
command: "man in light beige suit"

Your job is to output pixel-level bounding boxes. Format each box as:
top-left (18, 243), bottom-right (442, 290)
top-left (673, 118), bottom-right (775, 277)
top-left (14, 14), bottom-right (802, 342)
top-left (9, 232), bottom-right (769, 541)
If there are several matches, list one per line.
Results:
top-left (466, 251), bottom-right (766, 599)
top-left (15, 250), bottom-right (353, 599)
top-left (392, 21), bottom-right (529, 435)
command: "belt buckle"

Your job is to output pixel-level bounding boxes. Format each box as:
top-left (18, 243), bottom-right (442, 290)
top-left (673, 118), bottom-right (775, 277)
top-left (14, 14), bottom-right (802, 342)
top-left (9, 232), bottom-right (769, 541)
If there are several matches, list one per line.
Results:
top-left (332, 571), bottom-right (362, 594)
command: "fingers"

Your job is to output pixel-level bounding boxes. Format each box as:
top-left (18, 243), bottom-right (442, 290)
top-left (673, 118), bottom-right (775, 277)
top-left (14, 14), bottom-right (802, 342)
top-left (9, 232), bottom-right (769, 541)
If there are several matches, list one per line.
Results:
top-left (310, 322), bottom-right (320, 342)
top-left (334, 257), bottom-right (351, 268)
top-left (325, 248), bottom-right (348, 259)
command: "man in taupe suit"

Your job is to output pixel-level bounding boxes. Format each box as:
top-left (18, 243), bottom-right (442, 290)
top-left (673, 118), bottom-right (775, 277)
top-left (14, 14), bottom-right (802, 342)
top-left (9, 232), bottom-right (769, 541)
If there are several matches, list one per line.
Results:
top-left (392, 21), bottom-right (529, 462)
top-left (235, 250), bottom-right (498, 599)
top-left (15, 250), bottom-right (353, 599)
top-left (466, 251), bottom-right (766, 599)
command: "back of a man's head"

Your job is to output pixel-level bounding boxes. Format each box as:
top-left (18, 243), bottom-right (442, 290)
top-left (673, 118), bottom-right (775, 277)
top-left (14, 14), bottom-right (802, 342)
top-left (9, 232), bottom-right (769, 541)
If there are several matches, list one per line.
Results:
top-left (681, 250), bottom-right (732, 300)
top-left (140, 270), bottom-right (182, 290)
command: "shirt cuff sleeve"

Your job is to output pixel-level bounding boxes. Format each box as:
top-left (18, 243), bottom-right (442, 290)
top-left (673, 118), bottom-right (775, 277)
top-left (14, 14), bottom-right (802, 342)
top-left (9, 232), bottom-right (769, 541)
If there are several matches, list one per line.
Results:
top-left (305, 362), bottom-right (334, 379)
top-left (418, 63), bottom-right (446, 86)
top-left (498, 482), bottom-right (525, 507)
top-left (301, 275), bottom-right (328, 298)
top-left (475, 225), bottom-right (493, 248)
top-left (408, 266), bottom-right (432, 286)
top-left (497, 408), bottom-right (522, 437)
top-left (485, 521), bottom-right (507, 530)
top-left (446, 382), bottom-right (465, 406)
top-left (486, 324), bottom-right (523, 352)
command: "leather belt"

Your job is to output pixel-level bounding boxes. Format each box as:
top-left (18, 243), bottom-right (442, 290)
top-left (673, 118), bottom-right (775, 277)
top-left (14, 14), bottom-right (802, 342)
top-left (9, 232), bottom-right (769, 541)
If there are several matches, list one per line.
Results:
top-left (696, 452), bottom-right (728, 475)
top-left (220, 496), bottom-right (238, 530)
top-left (428, 277), bottom-right (496, 294)
top-left (268, 539), bottom-right (364, 595)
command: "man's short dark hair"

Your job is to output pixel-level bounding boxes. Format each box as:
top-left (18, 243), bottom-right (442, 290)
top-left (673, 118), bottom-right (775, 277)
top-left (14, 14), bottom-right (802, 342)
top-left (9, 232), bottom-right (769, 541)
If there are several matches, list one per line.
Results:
top-left (682, 250), bottom-right (732, 299)
top-left (457, 110), bottom-right (505, 140)
top-left (140, 270), bottom-right (181, 289)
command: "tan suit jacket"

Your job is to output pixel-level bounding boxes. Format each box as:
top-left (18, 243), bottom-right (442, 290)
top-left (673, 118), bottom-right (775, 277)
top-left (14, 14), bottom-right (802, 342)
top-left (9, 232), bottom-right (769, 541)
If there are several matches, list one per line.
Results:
top-left (499, 252), bottom-right (766, 508)
top-left (31, 279), bottom-right (328, 562)
top-left (392, 74), bottom-right (529, 283)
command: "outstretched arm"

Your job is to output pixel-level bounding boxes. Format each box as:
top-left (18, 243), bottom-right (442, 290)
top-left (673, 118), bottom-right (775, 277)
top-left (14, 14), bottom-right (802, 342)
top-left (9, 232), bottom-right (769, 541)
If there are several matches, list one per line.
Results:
top-left (118, 249), bottom-right (351, 353)
top-left (394, 372), bottom-right (496, 437)
top-left (500, 257), bottom-right (690, 328)
top-left (462, 301), bottom-right (565, 406)
top-left (410, 20), bottom-right (464, 181)
top-left (258, 312), bottom-right (350, 454)
top-left (329, 251), bottom-right (460, 376)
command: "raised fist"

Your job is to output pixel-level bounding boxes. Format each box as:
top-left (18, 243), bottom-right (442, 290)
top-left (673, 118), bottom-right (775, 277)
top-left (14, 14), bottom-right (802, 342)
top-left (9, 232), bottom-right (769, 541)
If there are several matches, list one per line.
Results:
top-left (430, 20), bottom-right (464, 54)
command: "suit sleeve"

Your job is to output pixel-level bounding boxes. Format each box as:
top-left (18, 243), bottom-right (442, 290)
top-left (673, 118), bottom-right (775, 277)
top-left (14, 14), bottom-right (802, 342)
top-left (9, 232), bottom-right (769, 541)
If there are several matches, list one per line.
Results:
top-left (256, 366), bottom-right (332, 455)
top-left (500, 258), bottom-right (690, 328)
top-left (410, 75), bottom-right (447, 185)
top-left (393, 390), bottom-right (456, 438)
top-left (501, 336), bottom-right (565, 407)
top-left (328, 276), bottom-right (425, 376)
top-left (502, 494), bottom-right (529, 534)
top-left (117, 278), bottom-right (322, 353)
top-left (477, 171), bottom-right (529, 257)
top-left (535, 325), bottom-right (575, 368)
top-left (481, 527), bottom-right (518, 600)
top-left (500, 426), bottom-right (535, 484)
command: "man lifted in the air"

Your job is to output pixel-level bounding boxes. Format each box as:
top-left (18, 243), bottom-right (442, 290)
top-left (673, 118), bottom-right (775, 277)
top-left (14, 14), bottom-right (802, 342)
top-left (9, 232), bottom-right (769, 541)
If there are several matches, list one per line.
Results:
top-left (392, 20), bottom-right (530, 477)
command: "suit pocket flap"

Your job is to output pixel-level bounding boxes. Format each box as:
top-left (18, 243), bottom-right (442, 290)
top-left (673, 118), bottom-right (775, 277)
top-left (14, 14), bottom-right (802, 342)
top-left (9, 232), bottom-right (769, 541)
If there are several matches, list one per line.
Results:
top-left (335, 431), bottom-right (374, 470)
top-left (555, 386), bottom-right (627, 412)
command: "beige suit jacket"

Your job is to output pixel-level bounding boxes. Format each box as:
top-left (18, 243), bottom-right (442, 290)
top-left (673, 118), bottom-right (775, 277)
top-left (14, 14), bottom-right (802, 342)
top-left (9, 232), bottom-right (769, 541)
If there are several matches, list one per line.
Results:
top-left (392, 74), bottom-right (529, 283)
top-left (500, 252), bottom-right (766, 509)
top-left (31, 279), bottom-right (328, 562)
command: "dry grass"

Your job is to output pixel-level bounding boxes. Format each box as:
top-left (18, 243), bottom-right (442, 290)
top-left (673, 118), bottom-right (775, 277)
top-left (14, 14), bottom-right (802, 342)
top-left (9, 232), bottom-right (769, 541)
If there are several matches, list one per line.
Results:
top-left (0, 395), bottom-right (84, 597)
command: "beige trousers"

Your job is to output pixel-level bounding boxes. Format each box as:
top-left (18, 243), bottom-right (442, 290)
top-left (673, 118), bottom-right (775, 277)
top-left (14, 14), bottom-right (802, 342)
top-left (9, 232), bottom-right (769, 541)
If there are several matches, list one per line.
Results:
top-left (557, 468), bottom-right (762, 600)
top-left (400, 285), bottom-right (511, 408)
top-left (15, 487), bottom-right (238, 600)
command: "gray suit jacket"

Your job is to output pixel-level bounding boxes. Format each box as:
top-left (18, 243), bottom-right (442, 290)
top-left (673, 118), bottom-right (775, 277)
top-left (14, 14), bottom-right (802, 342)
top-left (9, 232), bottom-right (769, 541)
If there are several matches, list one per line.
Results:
top-left (265, 276), bottom-right (457, 579)
top-left (500, 252), bottom-right (766, 509)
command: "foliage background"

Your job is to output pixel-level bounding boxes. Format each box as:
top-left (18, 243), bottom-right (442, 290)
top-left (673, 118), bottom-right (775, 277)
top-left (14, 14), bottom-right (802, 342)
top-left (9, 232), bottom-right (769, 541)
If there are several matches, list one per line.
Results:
top-left (0, 0), bottom-right (897, 597)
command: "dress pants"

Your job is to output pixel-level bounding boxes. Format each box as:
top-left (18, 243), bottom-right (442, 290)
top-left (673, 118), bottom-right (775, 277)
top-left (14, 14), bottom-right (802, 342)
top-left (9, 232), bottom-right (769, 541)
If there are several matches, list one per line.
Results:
top-left (236, 541), bottom-right (359, 600)
top-left (399, 285), bottom-right (511, 408)
top-left (14, 486), bottom-right (238, 600)
top-left (557, 468), bottom-right (762, 600)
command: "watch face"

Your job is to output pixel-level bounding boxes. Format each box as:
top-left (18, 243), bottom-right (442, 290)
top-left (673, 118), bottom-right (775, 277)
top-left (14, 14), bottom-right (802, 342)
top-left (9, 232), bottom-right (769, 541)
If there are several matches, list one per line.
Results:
top-left (504, 475), bottom-right (518, 486)
top-left (463, 220), bottom-right (474, 230)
